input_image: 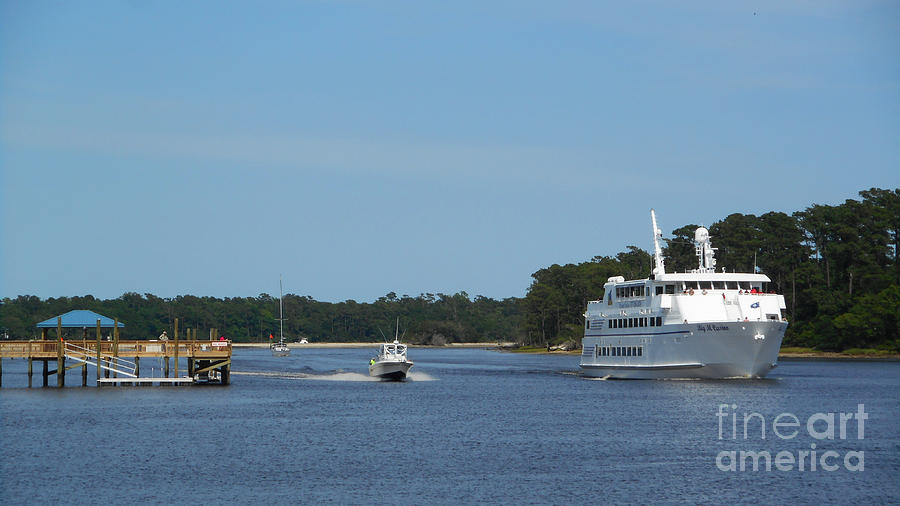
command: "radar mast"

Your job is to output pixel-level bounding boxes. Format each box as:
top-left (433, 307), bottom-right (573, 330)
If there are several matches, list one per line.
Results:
top-left (650, 209), bottom-right (666, 276)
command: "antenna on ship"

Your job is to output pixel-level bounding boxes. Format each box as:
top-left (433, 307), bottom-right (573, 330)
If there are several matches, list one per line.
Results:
top-left (693, 227), bottom-right (717, 273)
top-left (650, 209), bottom-right (666, 276)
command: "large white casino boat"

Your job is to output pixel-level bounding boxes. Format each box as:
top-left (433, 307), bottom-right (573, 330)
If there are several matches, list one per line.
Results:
top-left (580, 210), bottom-right (788, 379)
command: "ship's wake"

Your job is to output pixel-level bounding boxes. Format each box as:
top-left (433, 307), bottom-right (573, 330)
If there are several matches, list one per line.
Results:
top-left (232, 370), bottom-right (436, 381)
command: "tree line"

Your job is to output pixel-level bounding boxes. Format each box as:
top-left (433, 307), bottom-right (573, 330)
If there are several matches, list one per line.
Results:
top-left (522, 187), bottom-right (898, 352)
top-left (0, 290), bottom-right (524, 344)
top-left (1, 187), bottom-right (896, 352)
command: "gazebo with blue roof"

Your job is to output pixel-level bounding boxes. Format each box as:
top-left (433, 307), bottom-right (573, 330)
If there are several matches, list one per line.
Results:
top-left (36, 310), bottom-right (126, 330)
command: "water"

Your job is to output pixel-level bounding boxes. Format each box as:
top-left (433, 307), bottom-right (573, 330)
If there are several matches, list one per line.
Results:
top-left (1, 349), bottom-right (898, 504)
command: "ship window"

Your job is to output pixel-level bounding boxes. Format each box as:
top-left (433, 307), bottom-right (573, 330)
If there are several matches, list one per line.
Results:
top-left (638, 346), bottom-right (643, 357)
top-left (656, 316), bottom-right (662, 326)
top-left (713, 281), bottom-right (726, 289)
top-left (656, 286), bottom-right (663, 295)
top-left (665, 284), bottom-right (675, 294)
top-left (739, 281), bottom-right (751, 290)
top-left (699, 281), bottom-right (712, 290)
top-left (586, 320), bottom-right (590, 330)
top-left (608, 292), bottom-right (612, 305)
top-left (726, 281), bottom-right (738, 290)
top-left (626, 347), bottom-right (632, 357)
top-left (650, 317), bottom-right (655, 327)
top-left (686, 281), bottom-right (699, 289)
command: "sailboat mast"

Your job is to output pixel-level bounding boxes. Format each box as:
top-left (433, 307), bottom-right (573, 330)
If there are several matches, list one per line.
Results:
top-left (279, 277), bottom-right (285, 343)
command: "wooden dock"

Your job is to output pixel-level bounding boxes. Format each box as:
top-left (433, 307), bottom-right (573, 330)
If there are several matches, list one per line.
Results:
top-left (0, 318), bottom-right (232, 388)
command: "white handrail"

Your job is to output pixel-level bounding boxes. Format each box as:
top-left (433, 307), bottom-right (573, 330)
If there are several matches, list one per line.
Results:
top-left (64, 342), bottom-right (138, 378)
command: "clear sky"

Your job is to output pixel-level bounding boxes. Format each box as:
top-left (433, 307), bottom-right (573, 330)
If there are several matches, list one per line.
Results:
top-left (2, 1), bottom-right (898, 302)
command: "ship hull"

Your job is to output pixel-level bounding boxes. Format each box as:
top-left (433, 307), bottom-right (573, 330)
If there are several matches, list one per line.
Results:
top-left (369, 360), bottom-right (413, 380)
top-left (580, 320), bottom-right (786, 379)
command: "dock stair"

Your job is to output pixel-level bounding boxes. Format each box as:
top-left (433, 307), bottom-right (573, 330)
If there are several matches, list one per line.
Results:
top-left (64, 342), bottom-right (138, 378)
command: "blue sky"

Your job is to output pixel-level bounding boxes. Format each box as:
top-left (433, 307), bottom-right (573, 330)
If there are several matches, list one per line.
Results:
top-left (2, 1), bottom-right (898, 302)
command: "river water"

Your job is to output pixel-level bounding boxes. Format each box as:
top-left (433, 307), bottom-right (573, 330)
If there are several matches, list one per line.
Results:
top-left (1, 348), bottom-right (898, 504)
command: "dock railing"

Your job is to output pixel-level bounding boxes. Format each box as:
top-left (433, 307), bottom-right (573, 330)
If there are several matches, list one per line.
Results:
top-left (0, 340), bottom-right (232, 359)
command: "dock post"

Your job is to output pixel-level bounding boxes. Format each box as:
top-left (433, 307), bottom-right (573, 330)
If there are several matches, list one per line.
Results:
top-left (174, 318), bottom-right (179, 379)
top-left (134, 357), bottom-right (140, 386)
top-left (96, 320), bottom-right (102, 386)
top-left (113, 319), bottom-right (119, 379)
top-left (43, 360), bottom-right (48, 387)
top-left (27, 341), bottom-right (33, 387)
top-left (57, 317), bottom-right (64, 388)
top-left (164, 357), bottom-right (170, 379)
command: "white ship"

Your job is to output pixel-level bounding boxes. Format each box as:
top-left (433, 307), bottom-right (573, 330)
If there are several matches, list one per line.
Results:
top-left (580, 210), bottom-right (788, 379)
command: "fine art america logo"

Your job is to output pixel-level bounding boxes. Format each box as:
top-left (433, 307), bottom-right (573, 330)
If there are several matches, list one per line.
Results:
top-left (715, 404), bottom-right (867, 472)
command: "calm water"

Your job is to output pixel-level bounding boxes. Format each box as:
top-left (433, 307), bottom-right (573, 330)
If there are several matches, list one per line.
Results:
top-left (1, 348), bottom-right (898, 504)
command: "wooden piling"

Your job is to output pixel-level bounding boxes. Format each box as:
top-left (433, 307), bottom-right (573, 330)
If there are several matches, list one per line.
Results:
top-left (174, 318), bottom-right (179, 378)
top-left (96, 319), bottom-right (102, 385)
top-left (57, 317), bottom-right (64, 388)
top-left (113, 319), bottom-right (119, 379)
top-left (40, 330), bottom-right (47, 387)
top-left (27, 341), bottom-right (33, 387)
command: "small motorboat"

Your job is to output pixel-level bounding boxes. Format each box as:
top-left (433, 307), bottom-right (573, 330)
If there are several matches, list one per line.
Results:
top-left (369, 319), bottom-right (413, 380)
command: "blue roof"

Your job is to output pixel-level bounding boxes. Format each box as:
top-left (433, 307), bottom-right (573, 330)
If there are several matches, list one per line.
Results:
top-left (36, 310), bottom-right (125, 328)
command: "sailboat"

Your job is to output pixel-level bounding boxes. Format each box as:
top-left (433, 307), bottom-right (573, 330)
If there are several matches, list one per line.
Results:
top-left (271, 277), bottom-right (291, 357)
top-left (368, 318), bottom-right (413, 380)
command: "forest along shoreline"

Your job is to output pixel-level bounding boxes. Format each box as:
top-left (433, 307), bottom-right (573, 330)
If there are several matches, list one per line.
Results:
top-left (1, 188), bottom-right (896, 357)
